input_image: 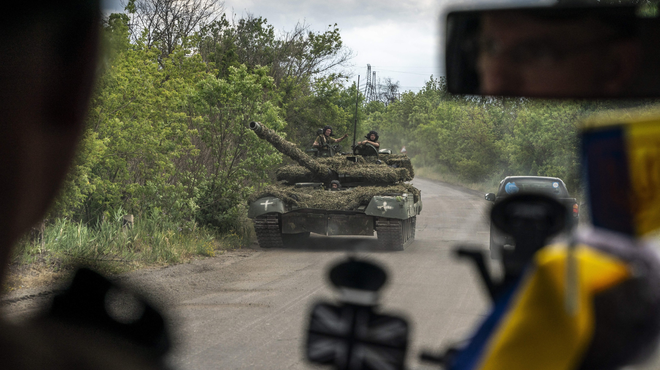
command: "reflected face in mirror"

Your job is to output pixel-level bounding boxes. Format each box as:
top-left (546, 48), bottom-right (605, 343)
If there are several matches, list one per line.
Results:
top-left (477, 11), bottom-right (642, 96)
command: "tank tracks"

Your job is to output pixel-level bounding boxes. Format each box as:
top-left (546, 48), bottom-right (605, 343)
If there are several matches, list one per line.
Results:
top-left (254, 214), bottom-right (284, 248)
top-left (376, 216), bottom-right (416, 251)
top-left (254, 214), bottom-right (310, 248)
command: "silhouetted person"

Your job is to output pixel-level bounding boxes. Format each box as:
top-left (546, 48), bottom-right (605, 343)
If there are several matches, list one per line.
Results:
top-left (0, 2), bottom-right (165, 369)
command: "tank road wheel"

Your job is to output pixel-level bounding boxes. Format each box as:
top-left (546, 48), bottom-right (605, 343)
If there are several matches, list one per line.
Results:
top-left (376, 218), bottom-right (414, 251)
top-left (404, 217), bottom-right (415, 244)
top-left (254, 214), bottom-right (284, 248)
top-left (410, 216), bottom-right (416, 241)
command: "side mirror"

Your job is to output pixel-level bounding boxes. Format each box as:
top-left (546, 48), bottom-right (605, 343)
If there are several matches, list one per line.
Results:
top-left (485, 193), bottom-right (496, 202)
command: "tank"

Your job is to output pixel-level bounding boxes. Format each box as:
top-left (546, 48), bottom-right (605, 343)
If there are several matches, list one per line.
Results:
top-left (247, 121), bottom-right (422, 250)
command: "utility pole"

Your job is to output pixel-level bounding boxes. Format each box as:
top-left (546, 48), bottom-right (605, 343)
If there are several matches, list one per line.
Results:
top-left (364, 64), bottom-right (380, 103)
top-left (353, 75), bottom-right (360, 148)
top-left (372, 71), bottom-right (377, 102)
top-left (365, 65), bottom-right (372, 101)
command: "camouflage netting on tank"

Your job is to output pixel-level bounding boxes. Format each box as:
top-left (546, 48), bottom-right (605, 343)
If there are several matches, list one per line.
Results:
top-left (276, 165), bottom-right (411, 184)
top-left (321, 155), bottom-right (414, 179)
top-left (276, 156), bottom-right (413, 184)
top-left (317, 156), bottom-right (365, 167)
top-left (248, 184), bottom-right (421, 211)
top-left (275, 166), bottom-right (316, 184)
top-left (383, 155), bottom-right (415, 178)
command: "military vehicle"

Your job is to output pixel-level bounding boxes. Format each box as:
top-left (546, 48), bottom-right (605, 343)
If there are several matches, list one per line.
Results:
top-left (247, 121), bottom-right (422, 250)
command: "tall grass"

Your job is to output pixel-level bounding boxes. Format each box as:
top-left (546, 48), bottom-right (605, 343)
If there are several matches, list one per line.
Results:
top-left (12, 208), bottom-right (253, 272)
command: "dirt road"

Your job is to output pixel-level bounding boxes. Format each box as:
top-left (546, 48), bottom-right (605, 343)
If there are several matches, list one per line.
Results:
top-left (2, 178), bottom-right (494, 369)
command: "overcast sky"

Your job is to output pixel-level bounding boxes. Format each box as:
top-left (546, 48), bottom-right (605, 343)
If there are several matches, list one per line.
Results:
top-left (102, 0), bottom-right (548, 93)
top-left (218, 0), bottom-right (444, 92)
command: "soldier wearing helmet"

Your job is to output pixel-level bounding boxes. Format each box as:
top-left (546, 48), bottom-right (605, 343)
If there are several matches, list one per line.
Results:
top-left (329, 180), bottom-right (342, 191)
top-left (358, 130), bottom-right (380, 148)
top-left (313, 125), bottom-right (348, 148)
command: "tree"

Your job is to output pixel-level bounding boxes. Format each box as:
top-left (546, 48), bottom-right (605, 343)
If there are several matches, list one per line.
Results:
top-left (379, 78), bottom-right (400, 106)
top-left (188, 65), bottom-right (285, 231)
top-left (363, 75), bottom-right (585, 185)
top-left (77, 14), bottom-right (208, 222)
top-left (124, 0), bottom-right (223, 58)
top-left (197, 16), bottom-right (353, 85)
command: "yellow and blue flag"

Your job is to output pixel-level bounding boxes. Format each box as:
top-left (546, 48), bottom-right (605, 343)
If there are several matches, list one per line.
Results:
top-left (581, 111), bottom-right (660, 236)
top-left (450, 243), bottom-right (630, 370)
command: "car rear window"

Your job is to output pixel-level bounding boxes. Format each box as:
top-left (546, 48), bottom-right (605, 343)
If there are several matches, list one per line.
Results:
top-left (498, 179), bottom-right (568, 197)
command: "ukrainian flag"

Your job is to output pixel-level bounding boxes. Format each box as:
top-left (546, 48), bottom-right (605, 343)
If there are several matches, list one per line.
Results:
top-left (449, 243), bottom-right (630, 370)
top-left (581, 111), bottom-right (660, 236)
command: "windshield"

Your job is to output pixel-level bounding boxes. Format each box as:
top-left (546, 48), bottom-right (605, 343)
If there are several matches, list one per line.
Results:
top-left (5, 1), bottom-right (660, 370)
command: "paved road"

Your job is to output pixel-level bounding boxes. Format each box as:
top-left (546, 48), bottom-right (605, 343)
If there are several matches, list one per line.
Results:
top-left (2, 178), bottom-right (496, 369)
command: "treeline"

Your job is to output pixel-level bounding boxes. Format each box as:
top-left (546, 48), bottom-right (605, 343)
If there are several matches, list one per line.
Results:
top-left (364, 78), bottom-right (658, 194)
top-left (47, 0), bottom-right (363, 237)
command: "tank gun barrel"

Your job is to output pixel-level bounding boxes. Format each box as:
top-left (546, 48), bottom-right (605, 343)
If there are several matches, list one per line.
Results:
top-left (249, 121), bottom-right (335, 183)
top-left (249, 121), bottom-right (264, 134)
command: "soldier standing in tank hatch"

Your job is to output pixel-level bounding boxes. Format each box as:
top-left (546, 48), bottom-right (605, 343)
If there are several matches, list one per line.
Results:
top-left (329, 180), bottom-right (342, 191)
top-left (312, 125), bottom-right (348, 148)
top-left (358, 130), bottom-right (380, 148)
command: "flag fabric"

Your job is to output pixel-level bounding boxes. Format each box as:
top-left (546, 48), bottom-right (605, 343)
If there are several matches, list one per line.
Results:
top-left (450, 243), bottom-right (630, 370)
top-left (581, 112), bottom-right (660, 236)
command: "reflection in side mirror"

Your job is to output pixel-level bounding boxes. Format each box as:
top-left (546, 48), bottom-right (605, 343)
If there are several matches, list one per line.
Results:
top-left (445, 4), bottom-right (660, 98)
top-left (485, 193), bottom-right (496, 202)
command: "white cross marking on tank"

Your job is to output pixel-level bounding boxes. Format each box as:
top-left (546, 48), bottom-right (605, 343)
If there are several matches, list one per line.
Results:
top-left (378, 202), bottom-right (393, 213)
top-left (261, 200), bottom-right (273, 211)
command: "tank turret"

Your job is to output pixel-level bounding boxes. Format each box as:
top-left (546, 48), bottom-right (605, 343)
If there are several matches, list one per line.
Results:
top-left (248, 121), bottom-right (412, 185)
